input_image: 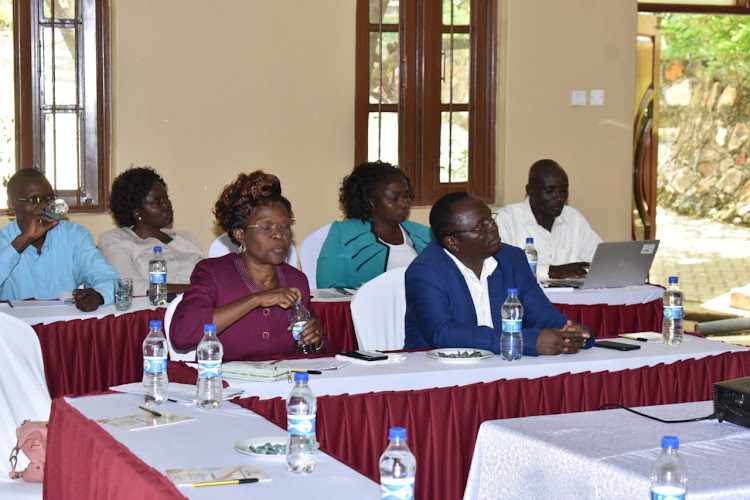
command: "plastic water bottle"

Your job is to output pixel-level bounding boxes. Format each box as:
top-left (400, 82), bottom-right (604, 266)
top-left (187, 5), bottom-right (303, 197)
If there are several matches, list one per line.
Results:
top-left (501, 288), bottom-right (524, 361)
top-left (196, 324), bottom-right (223, 409)
top-left (289, 300), bottom-right (315, 355)
top-left (286, 372), bottom-right (317, 473)
top-left (42, 198), bottom-right (69, 220)
top-left (523, 237), bottom-right (538, 278)
top-left (148, 246), bottom-right (167, 306)
top-left (379, 427), bottom-right (417, 500)
top-left (142, 320), bottom-right (168, 405)
top-left (662, 276), bottom-right (684, 345)
top-left (650, 436), bottom-right (687, 500)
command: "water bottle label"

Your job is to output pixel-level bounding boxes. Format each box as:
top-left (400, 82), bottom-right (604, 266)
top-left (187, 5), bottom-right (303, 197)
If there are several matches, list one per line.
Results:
top-left (287, 414), bottom-right (316, 436)
top-left (663, 306), bottom-right (683, 319)
top-left (502, 319), bottom-right (522, 333)
top-left (528, 261), bottom-right (537, 273)
top-left (381, 477), bottom-right (415, 500)
top-left (291, 321), bottom-right (306, 342)
top-left (144, 355), bottom-right (167, 374)
top-left (651, 487), bottom-right (686, 500)
top-left (198, 361), bottom-right (222, 378)
top-left (149, 271), bottom-right (166, 284)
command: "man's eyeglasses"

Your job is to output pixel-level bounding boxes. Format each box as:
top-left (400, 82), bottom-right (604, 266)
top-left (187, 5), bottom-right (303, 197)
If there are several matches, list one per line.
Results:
top-left (245, 219), bottom-right (295, 235)
top-left (16, 194), bottom-right (58, 208)
top-left (451, 213), bottom-right (499, 236)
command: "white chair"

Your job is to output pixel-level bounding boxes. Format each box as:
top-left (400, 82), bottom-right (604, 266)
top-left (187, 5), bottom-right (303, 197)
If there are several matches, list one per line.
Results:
top-left (299, 223), bottom-right (332, 288)
top-left (208, 233), bottom-right (298, 266)
top-left (163, 293), bottom-right (196, 362)
top-left (350, 267), bottom-right (407, 351)
top-left (0, 312), bottom-right (51, 498)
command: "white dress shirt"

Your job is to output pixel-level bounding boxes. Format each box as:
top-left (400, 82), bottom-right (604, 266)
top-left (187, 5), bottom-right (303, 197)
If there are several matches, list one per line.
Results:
top-left (444, 249), bottom-right (498, 327)
top-left (495, 197), bottom-right (602, 280)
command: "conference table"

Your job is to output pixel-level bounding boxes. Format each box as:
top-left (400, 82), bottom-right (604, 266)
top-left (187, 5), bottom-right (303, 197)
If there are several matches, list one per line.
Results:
top-left (4, 283), bottom-right (663, 399)
top-left (45, 393), bottom-right (379, 499)
top-left (464, 401), bottom-right (750, 499)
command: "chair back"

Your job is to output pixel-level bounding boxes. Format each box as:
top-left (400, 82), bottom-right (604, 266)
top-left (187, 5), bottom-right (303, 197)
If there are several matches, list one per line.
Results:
top-left (208, 233), bottom-right (298, 266)
top-left (0, 312), bottom-right (51, 481)
top-left (164, 294), bottom-right (196, 362)
top-left (300, 223), bottom-right (332, 288)
top-left (350, 267), bottom-right (407, 351)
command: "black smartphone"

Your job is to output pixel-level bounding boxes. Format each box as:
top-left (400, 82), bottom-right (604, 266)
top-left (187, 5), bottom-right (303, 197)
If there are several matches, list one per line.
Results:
top-left (594, 340), bottom-right (641, 351)
top-left (339, 350), bottom-right (389, 361)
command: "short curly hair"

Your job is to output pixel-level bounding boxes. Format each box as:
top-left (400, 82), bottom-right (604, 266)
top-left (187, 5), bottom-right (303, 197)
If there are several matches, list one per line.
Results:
top-left (339, 161), bottom-right (411, 221)
top-left (109, 166), bottom-right (167, 227)
top-left (214, 171), bottom-right (292, 246)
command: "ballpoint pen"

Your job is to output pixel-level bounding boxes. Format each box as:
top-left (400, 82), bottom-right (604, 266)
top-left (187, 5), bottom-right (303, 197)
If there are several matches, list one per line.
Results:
top-left (289, 369), bottom-right (322, 375)
top-left (138, 405), bottom-right (162, 418)
top-left (620, 335), bottom-right (648, 342)
top-left (193, 477), bottom-right (259, 487)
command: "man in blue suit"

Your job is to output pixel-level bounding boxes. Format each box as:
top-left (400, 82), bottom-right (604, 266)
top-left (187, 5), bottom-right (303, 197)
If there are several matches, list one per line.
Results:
top-left (404, 192), bottom-right (593, 356)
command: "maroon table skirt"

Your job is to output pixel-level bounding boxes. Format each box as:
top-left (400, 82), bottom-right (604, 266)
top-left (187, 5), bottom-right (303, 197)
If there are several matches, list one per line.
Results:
top-left (235, 349), bottom-right (750, 500)
top-left (553, 298), bottom-right (663, 339)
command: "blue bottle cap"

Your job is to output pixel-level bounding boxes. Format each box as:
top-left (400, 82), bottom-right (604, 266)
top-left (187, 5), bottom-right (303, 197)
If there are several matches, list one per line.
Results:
top-left (153, 246), bottom-right (162, 253)
top-left (525, 237), bottom-right (533, 243)
top-left (507, 288), bottom-right (518, 295)
top-left (661, 436), bottom-right (679, 449)
top-left (294, 372), bottom-right (309, 382)
top-left (668, 276), bottom-right (678, 284)
top-left (204, 324), bottom-right (217, 333)
top-left (149, 320), bottom-right (162, 329)
top-left (389, 427), bottom-right (407, 440)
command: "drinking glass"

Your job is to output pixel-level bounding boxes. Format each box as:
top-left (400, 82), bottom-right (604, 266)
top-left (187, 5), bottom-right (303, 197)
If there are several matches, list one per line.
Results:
top-left (114, 278), bottom-right (133, 311)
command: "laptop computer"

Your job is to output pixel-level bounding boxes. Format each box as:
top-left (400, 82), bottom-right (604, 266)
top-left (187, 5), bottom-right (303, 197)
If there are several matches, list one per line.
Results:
top-left (542, 240), bottom-right (659, 289)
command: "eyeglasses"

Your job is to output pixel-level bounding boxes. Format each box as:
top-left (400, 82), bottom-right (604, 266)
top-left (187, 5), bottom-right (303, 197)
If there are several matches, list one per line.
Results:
top-left (245, 219), bottom-right (295, 235)
top-left (451, 213), bottom-right (499, 236)
top-left (16, 194), bottom-right (58, 208)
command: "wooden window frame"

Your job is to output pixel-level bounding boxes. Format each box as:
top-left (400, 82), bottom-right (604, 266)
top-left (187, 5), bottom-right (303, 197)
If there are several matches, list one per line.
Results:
top-left (355, 0), bottom-right (497, 207)
top-left (639, 1), bottom-right (750, 13)
top-left (10, 0), bottom-right (110, 213)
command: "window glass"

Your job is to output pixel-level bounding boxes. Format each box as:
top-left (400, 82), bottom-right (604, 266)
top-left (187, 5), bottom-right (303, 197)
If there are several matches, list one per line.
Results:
top-left (443, 0), bottom-right (470, 26)
top-left (43, 27), bottom-right (78, 106)
top-left (370, 0), bottom-right (399, 24)
top-left (0, 0), bottom-right (15, 208)
top-left (369, 32), bottom-right (400, 105)
top-left (441, 33), bottom-right (470, 105)
top-left (43, 0), bottom-right (75, 19)
top-left (439, 111), bottom-right (469, 183)
top-left (44, 112), bottom-right (79, 191)
top-left (368, 112), bottom-right (399, 166)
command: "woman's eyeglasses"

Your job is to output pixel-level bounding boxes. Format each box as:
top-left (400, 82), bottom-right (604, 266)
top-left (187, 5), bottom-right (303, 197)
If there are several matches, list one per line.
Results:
top-left (245, 219), bottom-right (295, 235)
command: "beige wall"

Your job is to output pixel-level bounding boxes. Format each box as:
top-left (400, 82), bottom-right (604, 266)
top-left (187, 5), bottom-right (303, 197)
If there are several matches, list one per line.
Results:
top-left (3, 0), bottom-right (637, 250)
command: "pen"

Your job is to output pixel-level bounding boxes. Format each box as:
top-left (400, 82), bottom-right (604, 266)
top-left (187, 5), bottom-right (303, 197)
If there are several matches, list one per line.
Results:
top-left (193, 477), bottom-right (259, 487)
top-left (138, 405), bottom-right (162, 418)
top-left (620, 335), bottom-right (648, 342)
top-left (289, 369), bottom-right (322, 375)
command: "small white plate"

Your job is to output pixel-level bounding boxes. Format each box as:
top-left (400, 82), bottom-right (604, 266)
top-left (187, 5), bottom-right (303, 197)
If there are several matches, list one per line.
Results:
top-left (426, 348), bottom-right (494, 363)
top-left (234, 437), bottom-right (287, 458)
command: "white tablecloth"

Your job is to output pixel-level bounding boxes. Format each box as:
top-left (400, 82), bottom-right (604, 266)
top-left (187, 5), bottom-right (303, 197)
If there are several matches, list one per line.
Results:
top-left (464, 401), bottom-right (750, 499)
top-left (542, 284), bottom-right (664, 305)
top-left (0, 296), bottom-right (158, 326)
top-left (205, 336), bottom-right (745, 400)
top-left (66, 393), bottom-right (379, 499)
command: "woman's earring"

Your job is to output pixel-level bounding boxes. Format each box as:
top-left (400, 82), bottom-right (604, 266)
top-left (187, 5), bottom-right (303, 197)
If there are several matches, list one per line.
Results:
top-left (239, 244), bottom-right (246, 253)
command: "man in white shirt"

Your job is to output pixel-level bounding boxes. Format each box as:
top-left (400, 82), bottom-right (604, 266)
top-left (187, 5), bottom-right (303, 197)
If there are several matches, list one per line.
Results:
top-left (495, 159), bottom-right (602, 280)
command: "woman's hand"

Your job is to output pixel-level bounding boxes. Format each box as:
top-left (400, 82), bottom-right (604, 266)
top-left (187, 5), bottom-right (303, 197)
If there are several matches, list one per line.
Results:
top-left (296, 318), bottom-right (325, 348)
top-left (254, 286), bottom-right (301, 309)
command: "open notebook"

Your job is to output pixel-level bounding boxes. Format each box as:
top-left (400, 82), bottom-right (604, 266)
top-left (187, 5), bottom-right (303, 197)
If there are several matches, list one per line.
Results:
top-left (542, 240), bottom-right (659, 289)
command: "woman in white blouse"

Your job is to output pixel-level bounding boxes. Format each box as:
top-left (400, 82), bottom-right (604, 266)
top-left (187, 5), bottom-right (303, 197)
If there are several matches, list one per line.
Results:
top-left (99, 167), bottom-right (204, 295)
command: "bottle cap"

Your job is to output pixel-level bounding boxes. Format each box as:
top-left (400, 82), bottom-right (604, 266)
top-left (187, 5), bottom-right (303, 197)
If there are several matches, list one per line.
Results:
top-left (154, 246), bottom-right (163, 253)
top-left (149, 320), bottom-right (163, 329)
top-left (389, 427), bottom-right (407, 440)
top-left (669, 276), bottom-right (678, 284)
top-left (294, 372), bottom-right (309, 382)
top-left (204, 324), bottom-right (217, 333)
top-left (507, 288), bottom-right (518, 295)
top-left (661, 436), bottom-right (679, 449)
top-left (525, 237), bottom-right (533, 243)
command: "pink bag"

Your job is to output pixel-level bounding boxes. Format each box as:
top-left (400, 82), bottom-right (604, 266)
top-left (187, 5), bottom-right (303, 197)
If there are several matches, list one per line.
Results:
top-left (8, 420), bottom-right (47, 482)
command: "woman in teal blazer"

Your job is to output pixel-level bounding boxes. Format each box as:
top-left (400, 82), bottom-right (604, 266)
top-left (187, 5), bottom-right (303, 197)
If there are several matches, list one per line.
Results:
top-left (317, 162), bottom-right (433, 289)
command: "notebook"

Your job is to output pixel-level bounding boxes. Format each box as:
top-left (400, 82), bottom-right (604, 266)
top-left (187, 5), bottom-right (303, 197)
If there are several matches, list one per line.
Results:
top-left (542, 240), bottom-right (659, 289)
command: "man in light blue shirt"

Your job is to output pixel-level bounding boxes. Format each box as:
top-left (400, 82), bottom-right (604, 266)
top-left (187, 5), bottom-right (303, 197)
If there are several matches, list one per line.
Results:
top-left (1, 169), bottom-right (120, 311)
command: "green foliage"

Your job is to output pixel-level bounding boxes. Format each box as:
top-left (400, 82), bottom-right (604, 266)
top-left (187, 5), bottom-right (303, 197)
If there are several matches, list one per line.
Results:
top-left (0, 0), bottom-right (12, 29)
top-left (661, 14), bottom-right (750, 80)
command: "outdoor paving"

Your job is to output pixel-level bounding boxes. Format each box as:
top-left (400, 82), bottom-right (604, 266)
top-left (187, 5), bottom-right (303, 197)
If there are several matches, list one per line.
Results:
top-left (649, 208), bottom-right (750, 324)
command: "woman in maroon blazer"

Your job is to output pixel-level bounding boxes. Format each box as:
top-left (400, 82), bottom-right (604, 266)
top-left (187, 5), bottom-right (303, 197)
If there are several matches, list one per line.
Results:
top-left (171, 171), bottom-right (325, 361)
